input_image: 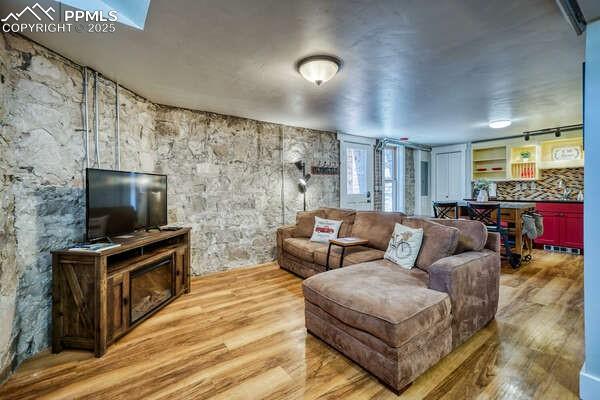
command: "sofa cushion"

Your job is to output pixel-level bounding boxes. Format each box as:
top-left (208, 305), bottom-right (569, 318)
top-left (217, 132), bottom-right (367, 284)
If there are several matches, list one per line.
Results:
top-left (313, 246), bottom-right (384, 267)
top-left (351, 211), bottom-right (405, 251)
top-left (429, 218), bottom-right (488, 254)
top-left (401, 218), bottom-right (459, 271)
top-left (303, 260), bottom-right (451, 348)
top-left (310, 217), bottom-right (343, 243)
top-left (323, 208), bottom-right (356, 237)
top-left (294, 209), bottom-right (326, 238)
top-left (283, 238), bottom-right (328, 262)
top-left (384, 223), bottom-right (424, 269)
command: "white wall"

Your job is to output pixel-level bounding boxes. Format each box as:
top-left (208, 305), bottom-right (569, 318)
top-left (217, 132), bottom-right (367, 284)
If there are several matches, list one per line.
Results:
top-left (581, 19), bottom-right (600, 400)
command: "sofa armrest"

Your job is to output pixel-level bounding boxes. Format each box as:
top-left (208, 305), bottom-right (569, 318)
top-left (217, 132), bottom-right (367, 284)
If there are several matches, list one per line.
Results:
top-left (485, 231), bottom-right (501, 252)
top-left (276, 225), bottom-right (296, 265)
top-left (428, 250), bottom-right (500, 347)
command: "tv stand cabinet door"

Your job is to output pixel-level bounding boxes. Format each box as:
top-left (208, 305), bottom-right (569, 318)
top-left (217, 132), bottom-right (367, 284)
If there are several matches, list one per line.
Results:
top-left (174, 246), bottom-right (187, 295)
top-left (107, 272), bottom-right (129, 341)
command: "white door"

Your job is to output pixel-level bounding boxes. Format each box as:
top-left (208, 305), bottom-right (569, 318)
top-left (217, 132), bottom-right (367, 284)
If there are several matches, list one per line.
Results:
top-left (448, 152), bottom-right (463, 200)
top-left (435, 152), bottom-right (450, 201)
top-left (414, 150), bottom-right (431, 216)
top-left (340, 141), bottom-right (374, 210)
top-left (434, 150), bottom-right (464, 201)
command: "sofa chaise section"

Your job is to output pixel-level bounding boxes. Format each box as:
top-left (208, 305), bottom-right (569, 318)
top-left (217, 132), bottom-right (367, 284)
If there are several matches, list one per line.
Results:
top-left (277, 208), bottom-right (501, 393)
top-left (303, 260), bottom-right (453, 392)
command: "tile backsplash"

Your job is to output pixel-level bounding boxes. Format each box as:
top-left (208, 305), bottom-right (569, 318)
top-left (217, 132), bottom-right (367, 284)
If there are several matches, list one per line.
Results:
top-left (494, 168), bottom-right (583, 200)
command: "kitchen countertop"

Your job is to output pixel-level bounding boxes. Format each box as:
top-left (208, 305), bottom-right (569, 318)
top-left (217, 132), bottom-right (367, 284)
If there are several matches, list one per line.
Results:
top-left (458, 200), bottom-right (535, 209)
top-left (463, 198), bottom-right (583, 204)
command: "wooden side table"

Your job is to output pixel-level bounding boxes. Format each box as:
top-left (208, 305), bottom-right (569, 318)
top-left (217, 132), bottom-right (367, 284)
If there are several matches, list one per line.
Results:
top-left (325, 237), bottom-right (369, 271)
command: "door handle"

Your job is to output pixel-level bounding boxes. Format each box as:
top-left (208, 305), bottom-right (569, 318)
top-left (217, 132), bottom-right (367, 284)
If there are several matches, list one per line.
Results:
top-left (366, 191), bottom-right (371, 198)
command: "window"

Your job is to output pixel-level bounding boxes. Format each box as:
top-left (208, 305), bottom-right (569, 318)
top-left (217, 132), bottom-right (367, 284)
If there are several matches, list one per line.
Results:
top-left (382, 146), bottom-right (405, 212)
top-left (383, 147), bottom-right (396, 212)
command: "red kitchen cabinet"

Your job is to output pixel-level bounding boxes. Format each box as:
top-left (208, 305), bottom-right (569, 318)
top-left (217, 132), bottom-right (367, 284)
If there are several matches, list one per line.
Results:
top-left (534, 202), bottom-right (583, 250)
top-left (535, 212), bottom-right (561, 246)
top-left (562, 213), bottom-right (584, 249)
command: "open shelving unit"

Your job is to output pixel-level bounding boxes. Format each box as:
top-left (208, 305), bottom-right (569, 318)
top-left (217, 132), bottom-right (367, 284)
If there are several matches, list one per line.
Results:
top-left (472, 145), bottom-right (507, 181)
top-left (509, 145), bottom-right (539, 180)
top-left (471, 130), bottom-right (584, 183)
top-left (539, 137), bottom-right (584, 169)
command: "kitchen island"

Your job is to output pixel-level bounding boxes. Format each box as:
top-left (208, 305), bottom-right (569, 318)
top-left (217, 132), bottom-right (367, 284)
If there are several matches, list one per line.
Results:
top-left (457, 200), bottom-right (536, 262)
top-left (460, 199), bottom-right (583, 251)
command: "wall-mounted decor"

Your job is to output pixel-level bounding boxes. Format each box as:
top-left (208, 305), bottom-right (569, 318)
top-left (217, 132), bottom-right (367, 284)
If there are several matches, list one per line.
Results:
top-left (311, 166), bottom-right (339, 175)
top-left (552, 146), bottom-right (581, 161)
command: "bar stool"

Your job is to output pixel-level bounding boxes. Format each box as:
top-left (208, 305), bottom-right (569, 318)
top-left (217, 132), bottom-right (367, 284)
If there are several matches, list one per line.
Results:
top-left (467, 202), bottom-right (521, 268)
top-left (432, 201), bottom-right (459, 219)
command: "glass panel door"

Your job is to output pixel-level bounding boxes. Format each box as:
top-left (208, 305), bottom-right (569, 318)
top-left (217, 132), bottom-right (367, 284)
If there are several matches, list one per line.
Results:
top-left (341, 141), bottom-right (373, 210)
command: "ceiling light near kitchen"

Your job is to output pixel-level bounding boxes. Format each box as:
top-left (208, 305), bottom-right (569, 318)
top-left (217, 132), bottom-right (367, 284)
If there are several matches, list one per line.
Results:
top-left (489, 120), bottom-right (512, 129)
top-left (297, 55), bottom-right (341, 86)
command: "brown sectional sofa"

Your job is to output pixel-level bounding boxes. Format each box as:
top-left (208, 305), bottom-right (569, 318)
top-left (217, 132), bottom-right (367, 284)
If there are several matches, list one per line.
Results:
top-left (276, 207), bottom-right (500, 393)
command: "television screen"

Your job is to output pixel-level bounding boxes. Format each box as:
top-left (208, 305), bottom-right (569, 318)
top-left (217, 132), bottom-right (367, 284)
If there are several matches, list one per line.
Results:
top-left (86, 169), bottom-right (167, 240)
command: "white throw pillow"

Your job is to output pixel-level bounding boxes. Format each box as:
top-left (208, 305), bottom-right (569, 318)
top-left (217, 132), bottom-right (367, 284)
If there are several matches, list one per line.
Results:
top-left (310, 217), bottom-right (343, 243)
top-left (384, 223), bottom-right (424, 269)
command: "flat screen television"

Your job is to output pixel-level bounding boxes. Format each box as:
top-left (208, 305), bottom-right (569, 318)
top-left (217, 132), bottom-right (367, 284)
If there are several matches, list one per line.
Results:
top-left (86, 168), bottom-right (167, 240)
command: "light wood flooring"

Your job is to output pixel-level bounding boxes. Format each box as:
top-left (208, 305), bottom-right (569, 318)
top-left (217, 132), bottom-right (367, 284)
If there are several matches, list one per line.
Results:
top-left (0, 250), bottom-right (583, 399)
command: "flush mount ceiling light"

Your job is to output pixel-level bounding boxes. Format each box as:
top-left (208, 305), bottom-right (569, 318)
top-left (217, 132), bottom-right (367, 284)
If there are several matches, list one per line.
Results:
top-left (489, 120), bottom-right (512, 129)
top-left (297, 55), bottom-right (342, 86)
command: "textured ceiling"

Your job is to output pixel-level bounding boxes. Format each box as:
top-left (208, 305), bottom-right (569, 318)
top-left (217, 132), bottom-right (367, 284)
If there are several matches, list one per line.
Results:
top-left (0, 0), bottom-right (585, 144)
top-left (579, 0), bottom-right (600, 23)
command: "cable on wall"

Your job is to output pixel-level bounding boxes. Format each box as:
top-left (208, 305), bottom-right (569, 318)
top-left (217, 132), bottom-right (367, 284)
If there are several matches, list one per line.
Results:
top-left (280, 126), bottom-right (285, 224)
top-left (94, 71), bottom-right (100, 167)
top-left (115, 81), bottom-right (120, 170)
top-left (375, 138), bottom-right (431, 152)
top-left (82, 66), bottom-right (89, 168)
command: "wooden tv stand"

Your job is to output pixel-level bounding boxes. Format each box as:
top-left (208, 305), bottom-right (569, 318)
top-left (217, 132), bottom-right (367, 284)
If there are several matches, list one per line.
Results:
top-left (51, 228), bottom-right (191, 357)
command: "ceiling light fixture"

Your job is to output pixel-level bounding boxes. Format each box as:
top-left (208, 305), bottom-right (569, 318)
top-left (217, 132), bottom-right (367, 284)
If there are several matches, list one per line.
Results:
top-left (489, 120), bottom-right (512, 129)
top-left (297, 55), bottom-right (341, 86)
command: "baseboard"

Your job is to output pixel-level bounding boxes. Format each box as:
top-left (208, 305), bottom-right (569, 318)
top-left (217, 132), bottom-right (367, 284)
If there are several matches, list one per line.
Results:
top-left (580, 364), bottom-right (600, 399)
top-left (0, 352), bottom-right (17, 385)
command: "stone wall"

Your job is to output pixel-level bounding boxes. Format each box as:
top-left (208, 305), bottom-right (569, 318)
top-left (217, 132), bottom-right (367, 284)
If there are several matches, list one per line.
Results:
top-left (0, 32), bottom-right (339, 379)
top-left (404, 148), bottom-right (415, 215)
top-left (154, 107), bottom-right (338, 273)
top-left (0, 32), bottom-right (18, 382)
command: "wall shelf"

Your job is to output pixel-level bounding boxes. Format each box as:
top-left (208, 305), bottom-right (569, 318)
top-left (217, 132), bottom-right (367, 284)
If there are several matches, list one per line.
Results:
top-left (539, 137), bottom-right (584, 169)
top-left (472, 145), bottom-right (507, 181)
top-left (474, 158), bottom-right (507, 162)
top-left (509, 145), bottom-right (539, 180)
top-left (471, 131), bottom-right (584, 182)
